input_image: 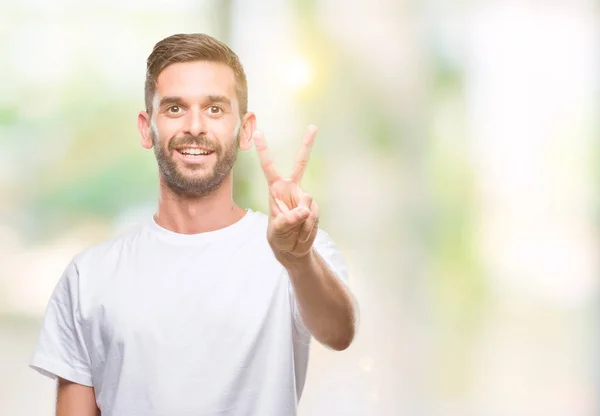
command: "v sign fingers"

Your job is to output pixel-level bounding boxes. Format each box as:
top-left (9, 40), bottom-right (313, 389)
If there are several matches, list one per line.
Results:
top-left (290, 125), bottom-right (318, 184)
top-left (258, 125), bottom-right (322, 265)
top-left (253, 130), bottom-right (281, 185)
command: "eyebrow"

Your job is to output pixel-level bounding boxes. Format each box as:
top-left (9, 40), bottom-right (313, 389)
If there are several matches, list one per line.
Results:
top-left (206, 95), bottom-right (231, 107)
top-left (158, 95), bottom-right (232, 108)
top-left (158, 96), bottom-right (184, 108)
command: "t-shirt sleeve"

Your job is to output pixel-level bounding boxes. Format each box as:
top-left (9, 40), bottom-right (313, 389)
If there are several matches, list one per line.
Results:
top-left (288, 228), bottom-right (350, 335)
top-left (29, 260), bottom-right (93, 386)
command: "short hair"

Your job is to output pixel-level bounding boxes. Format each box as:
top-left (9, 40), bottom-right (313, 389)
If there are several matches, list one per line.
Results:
top-left (145, 33), bottom-right (248, 117)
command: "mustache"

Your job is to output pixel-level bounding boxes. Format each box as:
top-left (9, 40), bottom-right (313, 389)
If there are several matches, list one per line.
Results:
top-left (168, 134), bottom-right (220, 152)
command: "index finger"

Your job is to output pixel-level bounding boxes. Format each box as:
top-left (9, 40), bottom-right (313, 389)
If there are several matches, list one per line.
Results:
top-left (253, 130), bottom-right (281, 185)
top-left (290, 125), bottom-right (318, 183)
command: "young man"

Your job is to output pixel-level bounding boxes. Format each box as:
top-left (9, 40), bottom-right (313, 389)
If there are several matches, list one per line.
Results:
top-left (29, 33), bottom-right (357, 416)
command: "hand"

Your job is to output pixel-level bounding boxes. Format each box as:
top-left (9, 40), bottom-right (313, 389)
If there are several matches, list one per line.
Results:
top-left (253, 125), bottom-right (320, 267)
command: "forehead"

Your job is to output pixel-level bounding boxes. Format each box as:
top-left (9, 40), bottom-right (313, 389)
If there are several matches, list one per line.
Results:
top-left (155, 61), bottom-right (237, 103)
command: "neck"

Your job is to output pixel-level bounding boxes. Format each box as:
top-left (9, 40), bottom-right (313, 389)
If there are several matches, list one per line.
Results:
top-left (154, 172), bottom-right (247, 234)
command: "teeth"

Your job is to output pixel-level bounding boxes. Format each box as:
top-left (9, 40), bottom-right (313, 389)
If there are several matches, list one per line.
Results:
top-left (180, 148), bottom-right (210, 155)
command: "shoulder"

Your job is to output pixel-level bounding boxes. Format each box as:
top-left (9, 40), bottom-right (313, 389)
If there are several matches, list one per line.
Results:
top-left (246, 209), bottom-right (341, 251)
top-left (249, 209), bottom-right (349, 283)
top-left (53, 221), bottom-right (148, 307)
top-left (246, 209), bottom-right (269, 228)
top-left (71, 221), bottom-right (146, 274)
top-left (241, 209), bottom-right (269, 242)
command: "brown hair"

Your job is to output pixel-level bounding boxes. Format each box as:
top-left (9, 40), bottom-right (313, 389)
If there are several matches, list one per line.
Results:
top-left (145, 33), bottom-right (248, 117)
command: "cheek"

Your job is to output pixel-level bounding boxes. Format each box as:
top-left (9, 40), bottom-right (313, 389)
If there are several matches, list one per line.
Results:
top-left (214, 118), bottom-right (241, 142)
top-left (153, 118), bottom-right (180, 144)
top-left (232, 121), bottom-right (241, 139)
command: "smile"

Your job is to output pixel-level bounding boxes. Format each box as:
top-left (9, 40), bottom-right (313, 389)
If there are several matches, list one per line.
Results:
top-left (174, 147), bottom-right (215, 164)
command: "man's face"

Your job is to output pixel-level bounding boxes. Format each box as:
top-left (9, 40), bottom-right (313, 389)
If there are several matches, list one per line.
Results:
top-left (147, 61), bottom-right (242, 197)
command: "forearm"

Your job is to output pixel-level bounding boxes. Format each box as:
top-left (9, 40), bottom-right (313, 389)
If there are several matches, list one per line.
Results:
top-left (284, 248), bottom-right (356, 350)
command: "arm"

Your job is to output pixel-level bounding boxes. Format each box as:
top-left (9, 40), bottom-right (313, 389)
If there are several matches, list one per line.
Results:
top-left (285, 248), bottom-right (356, 350)
top-left (29, 261), bottom-right (97, 413)
top-left (56, 378), bottom-right (100, 416)
top-left (252, 126), bottom-right (358, 350)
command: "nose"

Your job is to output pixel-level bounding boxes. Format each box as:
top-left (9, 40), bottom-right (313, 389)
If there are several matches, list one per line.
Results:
top-left (183, 107), bottom-right (206, 137)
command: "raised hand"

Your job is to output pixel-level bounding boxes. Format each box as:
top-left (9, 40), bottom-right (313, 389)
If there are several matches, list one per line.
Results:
top-left (253, 125), bottom-right (320, 266)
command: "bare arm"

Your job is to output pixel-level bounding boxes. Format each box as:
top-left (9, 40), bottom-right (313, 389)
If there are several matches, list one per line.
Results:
top-left (253, 127), bottom-right (357, 350)
top-left (286, 248), bottom-right (356, 350)
top-left (56, 378), bottom-right (100, 416)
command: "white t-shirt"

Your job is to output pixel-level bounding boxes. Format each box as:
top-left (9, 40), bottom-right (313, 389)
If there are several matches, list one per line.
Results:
top-left (29, 209), bottom-right (349, 416)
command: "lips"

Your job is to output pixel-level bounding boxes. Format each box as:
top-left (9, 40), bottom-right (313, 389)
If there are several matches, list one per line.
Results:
top-left (176, 147), bottom-right (214, 156)
top-left (174, 146), bottom-right (215, 164)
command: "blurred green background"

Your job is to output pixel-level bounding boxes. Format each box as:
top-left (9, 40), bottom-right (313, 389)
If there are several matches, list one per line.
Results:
top-left (1, 1), bottom-right (598, 415)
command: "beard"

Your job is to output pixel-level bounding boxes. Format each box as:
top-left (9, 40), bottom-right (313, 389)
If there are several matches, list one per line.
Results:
top-left (151, 126), bottom-right (240, 198)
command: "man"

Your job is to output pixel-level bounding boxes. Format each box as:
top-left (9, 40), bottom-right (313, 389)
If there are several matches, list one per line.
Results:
top-left (29, 33), bottom-right (357, 416)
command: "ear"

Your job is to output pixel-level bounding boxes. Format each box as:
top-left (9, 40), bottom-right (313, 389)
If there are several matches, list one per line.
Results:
top-left (138, 111), bottom-right (154, 149)
top-left (238, 112), bottom-right (256, 151)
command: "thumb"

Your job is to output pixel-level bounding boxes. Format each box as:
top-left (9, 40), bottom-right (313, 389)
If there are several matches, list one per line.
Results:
top-left (272, 206), bottom-right (311, 233)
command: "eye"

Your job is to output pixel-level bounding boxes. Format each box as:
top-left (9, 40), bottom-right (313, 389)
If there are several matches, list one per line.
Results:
top-left (167, 105), bottom-right (181, 114)
top-left (208, 106), bottom-right (223, 115)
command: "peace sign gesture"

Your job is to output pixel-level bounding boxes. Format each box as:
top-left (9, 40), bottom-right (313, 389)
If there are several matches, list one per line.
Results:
top-left (253, 125), bottom-right (320, 266)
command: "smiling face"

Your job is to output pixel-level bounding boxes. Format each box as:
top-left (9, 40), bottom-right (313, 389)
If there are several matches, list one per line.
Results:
top-left (140, 60), bottom-right (251, 197)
